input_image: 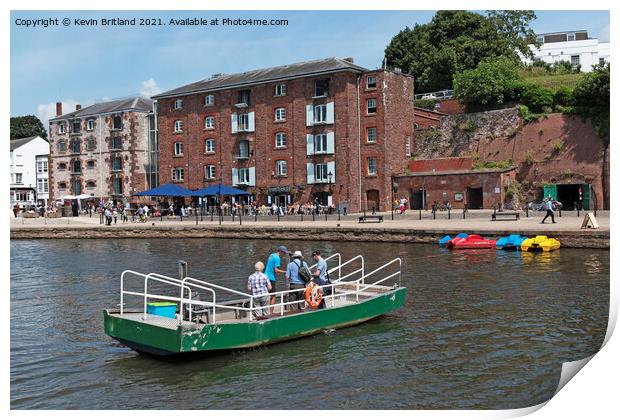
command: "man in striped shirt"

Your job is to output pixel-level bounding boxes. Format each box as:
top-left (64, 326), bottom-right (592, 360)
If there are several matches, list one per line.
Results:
top-left (247, 261), bottom-right (272, 318)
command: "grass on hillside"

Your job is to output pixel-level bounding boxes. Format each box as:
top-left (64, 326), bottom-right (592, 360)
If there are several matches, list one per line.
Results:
top-left (520, 69), bottom-right (584, 92)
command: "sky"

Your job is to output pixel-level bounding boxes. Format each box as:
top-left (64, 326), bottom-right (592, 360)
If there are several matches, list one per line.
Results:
top-left (10, 10), bottom-right (610, 125)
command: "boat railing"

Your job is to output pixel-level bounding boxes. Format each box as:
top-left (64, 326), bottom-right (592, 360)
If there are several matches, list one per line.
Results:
top-left (117, 255), bottom-right (399, 325)
top-left (309, 252), bottom-right (342, 280)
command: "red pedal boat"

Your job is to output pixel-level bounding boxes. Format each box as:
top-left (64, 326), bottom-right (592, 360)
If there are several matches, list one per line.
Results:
top-left (446, 234), bottom-right (496, 249)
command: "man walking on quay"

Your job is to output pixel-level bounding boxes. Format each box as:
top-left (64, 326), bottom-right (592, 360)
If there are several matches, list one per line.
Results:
top-left (541, 197), bottom-right (556, 224)
top-left (265, 245), bottom-right (289, 314)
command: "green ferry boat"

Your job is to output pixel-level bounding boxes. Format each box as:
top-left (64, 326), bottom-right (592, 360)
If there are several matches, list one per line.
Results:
top-left (104, 254), bottom-right (406, 356)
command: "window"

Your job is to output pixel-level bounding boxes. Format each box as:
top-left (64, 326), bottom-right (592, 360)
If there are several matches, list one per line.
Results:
top-left (174, 99), bottom-right (183, 110)
top-left (367, 127), bottom-right (377, 143)
top-left (174, 142), bottom-right (183, 156)
top-left (238, 168), bottom-right (250, 184)
top-left (205, 165), bottom-right (216, 180)
top-left (87, 160), bottom-right (95, 169)
top-left (113, 177), bottom-right (123, 195)
top-left (571, 55), bottom-right (580, 66)
top-left (58, 141), bottom-right (67, 152)
top-left (14, 173), bottom-right (23, 184)
top-left (205, 139), bottom-right (215, 153)
top-left (72, 160), bottom-right (81, 174)
top-left (71, 139), bottom-right (81, 154)
top-left (72, 121), bottom-right (81, 133)
top-left (275, 84), bottom-right (286, 96)
top-left (172, 167), bottom-right (184, 181)
top-left (314, 134), bottom-right (328, 153)
top-left (314, 79), bottom-right (329, 97)
top-left (536, 35), bottom-right (544, 44)
top-left (238, 140), bottom-right (250, 159)
top-left (174, 120), bottom-right (183, 133)
top-left (599, 57), bottom-right (606, 66)
top-left (367, 98), bottom-right (377, 114)
top-left (204, 116), bottom-right (215, 129)
top-left (112, 156), bottom-right (122, 172)
top-left (113, 116), bottom-right (122, 130)
top-left (367, 157), bottom-right (378, 175)
top-left (58, 163), bottom-right (67, 171)
top-left (314, 104), bottom-right (327, 123)
top-left (567, 33), bottom-right (575, 41)
top-left (87, 119), bottom-right (95, 131)
top-left (238, 89), bottom-right (251, 106)
top-left (58, 182), bottom-right (67, 190)
top-left (275, 107), bottom-right (286, 121)
top-left (86, 181), bottom-right (96, 189)
top-left (238, 114), bottom-right (249, 131)
top-left (315, 163), bottom-right (328, 182)
top-left (86, 137), bottom-right (96, 150)
top-left (276, 160), bottom-right (287, 177)
top-left (111, 137), bottom-right (122, 150)
top-left (205, 95), bottom-right (215, 106)
top-left (367, 76), bottom-right (377, 89)
top-left (36, 159), bottom-right (48, 173)
top-left (406, 135), bottom-right (411, 157)
top-left (37, 178), bottom-right (49, 194)
top-left (275, 132), bottom-right (286, 148)
top-left (58, 122), bottom-right (66, 134)
top-left (72, 179), bottom-right (82, 195)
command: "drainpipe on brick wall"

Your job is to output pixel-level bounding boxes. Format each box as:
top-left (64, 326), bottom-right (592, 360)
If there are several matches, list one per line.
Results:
top-left (98, 115), bottom-right (103, 200)
top-left (356, 75), bottom-right (362, 212)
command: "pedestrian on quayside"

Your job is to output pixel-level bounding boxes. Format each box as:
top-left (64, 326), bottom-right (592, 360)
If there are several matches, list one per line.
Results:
top-left (247, 261), bottom-right (272, 318)
top-left (265, 245), bottom-right (289, 314)
top-left (541, 196), bottom-right (556, 224)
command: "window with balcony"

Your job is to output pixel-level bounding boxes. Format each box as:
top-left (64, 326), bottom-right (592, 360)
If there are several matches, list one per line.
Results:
top-left (112, 156), bottom-right (122, 172)
top-left (205, 165), bottom-right (216, 180)
top-left (205, 94), bottom-right (215, 106)
top-left (314, 104), bottom-right (327, 123)
top-left (71, 139), bottom-right (81, 154)
top-left (87, 119), bottom-right (95, 131)
top-left (275, 132), bottom-right (286, 148)
top-left (314, 79), bottom-right (329, 97)
top-left (72, 121), bottom-right (81, 133)
top-left (238, 140), bottom-right (250, 159)
top-left (237, 89), bottom-right (251, 106)
top-left (71, 160), bottom-right (81, 174)
top-left (174, 99), bottom-right (183, 110)
top-left (174, 120), bottom-right (183, 133)
top-left (113, 116), bottom-right (123, 130)
top-left (205, 116), bottom-right (215, 129)
top-left (275, 84), bottom-right (286, 96)
top-left (367, 157), bottom-right (378, 176)
top-left (314, 134), bottom-right (328, 153)
top-left (275, 107), bottom-right (286, 122)
top-left (172, 167), bottom-right (184, 182)
top-left (174, 142), bottom-right (183, 156)
top-left (238, 114), bottom-right (249, 131)
top-left (367, 127), bottom-right (377, 143)
top-left (367, 98), bottom-right (377, 114)
top-left (276, 160), bottom-right (287, 177)
top-left (367, 76), bottom-right (377, 89)
top-left (205, 139), bottom-right (215, 154)
top-left (315, 163), bottom-right (329, 182)
top-left (238, 168), bottom-right (250, 184)
top-left (111, 136), bottom-right (122, 150)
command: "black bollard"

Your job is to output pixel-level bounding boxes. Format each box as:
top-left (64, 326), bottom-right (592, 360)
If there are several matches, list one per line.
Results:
top-left (526, 205), bottom-right (529, 218)
top-left (559, 208), bottom-right (562, 217)
top-left (301, 213), bottom-right (303, 222)
top-left (419, 209), bottom-right (422, 220)
top-left (432, 209), bottom-right (436, 220)
top-left (255, 212), bottom-right (257, 222)
top-left (180, 213), bottom-right (183, 222)
top-left (448, 208), bottom-right (451, 220)
top-left (239, 212), bottom-right (242, 225)
top-left (338, 209), bottom-right (341, 221)
top-left (210, 210), bottom-right (213, 222)
top-left (577, 207), bottom-right (580, 218)
top-left (277, 213), bottom-right (280, 222)
top-left (325, 212), bottom-right (328, 221)
top-left (195, 211), bottom-right (198, 226)
top-left (344, 207), bottom-right (347, 216)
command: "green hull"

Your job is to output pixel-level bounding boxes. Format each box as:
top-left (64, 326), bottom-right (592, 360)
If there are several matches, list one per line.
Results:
top-left (104, 287), bottom-right (406, 356)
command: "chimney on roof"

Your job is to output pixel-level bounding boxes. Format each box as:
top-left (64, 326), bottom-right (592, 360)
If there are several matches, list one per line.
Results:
top-left (56, 102), bottom-right (62, 117)
top-left (343, 57), bottom-right (354, 63)
top-left (76, 104), bottom-right (81, 111)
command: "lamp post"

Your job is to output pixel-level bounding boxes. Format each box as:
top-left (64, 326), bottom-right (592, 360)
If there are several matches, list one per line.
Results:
top-left (328, 171), bottom-right (333, 208)
top-left (391, 175), bottom-right (395, 220)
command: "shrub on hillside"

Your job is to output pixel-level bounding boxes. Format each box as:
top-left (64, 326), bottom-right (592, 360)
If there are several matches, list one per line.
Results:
top-left (553, 86), bottom-right (574, 108)
top-left (520, 84), bottom-right (554, 113)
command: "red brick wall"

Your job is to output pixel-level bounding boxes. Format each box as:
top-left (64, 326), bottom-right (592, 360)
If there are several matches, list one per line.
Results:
top-left (434, 99), bottom-right (464, 115)
top-left (409, 157), bottom-right (473, 172)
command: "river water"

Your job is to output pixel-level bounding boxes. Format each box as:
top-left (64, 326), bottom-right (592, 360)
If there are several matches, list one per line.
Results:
top-left (10, 239), bottom-right (608, 409)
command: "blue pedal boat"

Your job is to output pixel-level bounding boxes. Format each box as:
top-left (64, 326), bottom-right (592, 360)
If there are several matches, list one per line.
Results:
top-left (496, 234), bottom-right (527, 250)
top-left (439, 233), bottom-right (468, 247)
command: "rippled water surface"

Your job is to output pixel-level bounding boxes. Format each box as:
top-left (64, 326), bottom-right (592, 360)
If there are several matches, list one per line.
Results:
top-left (10, 239), bottom-right (608, 409)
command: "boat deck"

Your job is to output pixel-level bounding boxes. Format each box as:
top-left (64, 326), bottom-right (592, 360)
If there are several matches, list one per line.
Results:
top-left (110, 283), bottom-right (392, 330)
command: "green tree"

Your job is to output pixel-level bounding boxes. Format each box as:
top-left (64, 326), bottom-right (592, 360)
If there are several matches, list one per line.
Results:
top-left (520, 84), bottom-right (554, 113)
top-left (572, 64), bottom-right (610, 144)
top-left (453, 56), bottom-right (523, 109)
top-left (10, 115), bottom-right (48, 140)
top-left (384, 10), bottom-right (538, 92)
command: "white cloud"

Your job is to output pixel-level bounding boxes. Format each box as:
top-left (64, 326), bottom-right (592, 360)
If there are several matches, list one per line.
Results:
top-left (37, 99), bottom-right (80, 127)
top-left (139, 78), bottom-right (162, 98)
top-left (600, 25), bottom-right (610, 42)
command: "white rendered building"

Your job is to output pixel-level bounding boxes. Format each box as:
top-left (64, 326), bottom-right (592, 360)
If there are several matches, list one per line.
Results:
top-left (10, 136), bottom-right (50, 208)
top-left (523, 30), bottom-right (610, 72)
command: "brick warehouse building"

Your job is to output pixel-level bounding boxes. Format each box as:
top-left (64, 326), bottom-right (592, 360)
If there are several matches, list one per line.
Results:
top-left (48, 98), bottom-right (155, 202)
top-left (152, 57), bottom-right (415, 212)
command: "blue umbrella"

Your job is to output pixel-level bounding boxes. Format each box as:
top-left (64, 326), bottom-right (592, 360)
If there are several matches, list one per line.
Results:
top-left (133, 183), bottom-right (194, 197)
top-left (192, 184), bottom-right (250, 197)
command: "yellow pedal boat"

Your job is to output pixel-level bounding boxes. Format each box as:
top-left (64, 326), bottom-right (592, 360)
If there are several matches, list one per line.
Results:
top-left (521, 235), bottom-right (561, 252)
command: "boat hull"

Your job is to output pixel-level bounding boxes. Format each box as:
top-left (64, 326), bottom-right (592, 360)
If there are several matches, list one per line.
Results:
top-left (104, 286), bottom-right (407, 356)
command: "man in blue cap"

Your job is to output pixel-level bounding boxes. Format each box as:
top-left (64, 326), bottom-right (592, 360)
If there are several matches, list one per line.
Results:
top-left (265, 245), bottom-right (289, 314)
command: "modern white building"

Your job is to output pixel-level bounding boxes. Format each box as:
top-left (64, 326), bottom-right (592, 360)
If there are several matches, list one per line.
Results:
top-left (10, 136), bottom-right (50, 208)
top-left (524, 30), bottom-right (610, 72)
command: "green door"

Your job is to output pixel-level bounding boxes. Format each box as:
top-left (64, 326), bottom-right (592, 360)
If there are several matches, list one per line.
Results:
top-left (543, 184), bottom-right (557, 201)
top-left (582, 184), bottom-right (591, 210)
